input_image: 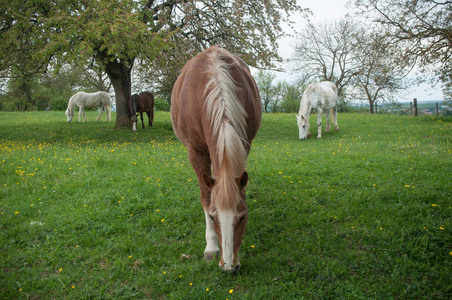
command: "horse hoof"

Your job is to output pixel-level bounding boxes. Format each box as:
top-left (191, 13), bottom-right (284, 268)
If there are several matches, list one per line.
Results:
top-left (317, 135), bottom-right (322, 139)
top-left (204, 250), bottom-right (220, 262)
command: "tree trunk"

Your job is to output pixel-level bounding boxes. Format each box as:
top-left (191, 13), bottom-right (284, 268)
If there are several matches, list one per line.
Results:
top-left (369, 102), bottom-right (374, 114)
top-left (105, 58), bottom-right (134, 129)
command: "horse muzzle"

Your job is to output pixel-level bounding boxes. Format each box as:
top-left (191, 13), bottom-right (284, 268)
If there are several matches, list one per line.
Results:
top-left (221, 263), bottom-right (241, 273)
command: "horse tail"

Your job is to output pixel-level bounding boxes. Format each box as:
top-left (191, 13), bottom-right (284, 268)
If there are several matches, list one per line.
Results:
top-left (204, 49), bottom-right (248, 210)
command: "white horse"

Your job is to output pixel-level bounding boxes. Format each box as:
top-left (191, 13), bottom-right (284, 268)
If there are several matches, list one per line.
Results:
top-left (296, 81), bottom-right (339, 140)
top-left (65, 91), bottom-right (111, 123)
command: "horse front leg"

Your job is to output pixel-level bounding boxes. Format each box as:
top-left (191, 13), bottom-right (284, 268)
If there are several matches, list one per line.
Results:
top-left (187, 147), bottom-right (219, 261)
top-left (96, 106), bottom-right (104, 121)
top-left (78, 107), bottom-right (84, 122)
top-left (317, 111), bottom-right (323, 139)
top-left (140, 113), bottom-right (145, 129)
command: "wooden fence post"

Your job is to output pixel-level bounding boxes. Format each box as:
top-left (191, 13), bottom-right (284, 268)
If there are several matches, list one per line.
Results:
top-left (410, 102), bottom-right (413, 116)
top-left (436, 103), bottom-right (439, 116)
top-left (413, 98), bottom-right (418, 116)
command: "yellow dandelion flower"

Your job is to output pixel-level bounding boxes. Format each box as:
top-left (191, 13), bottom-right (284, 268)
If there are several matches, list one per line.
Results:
top-left (432, 204), bottom-right (437, 207)
top-left (440, 227), bottom-right (444, 230)
top-left (161, 219), bottom-right (165, 222)
top-left (59, 268), bottom-right (62, 272)
top-left (129, 255), bottom-right (132, 258)
top-left (251, 245), bottom-right (255, 248)
top-left (206, 288), bottom-right (209, 292)
top-left (72, 285), bottom-right (75, 289)
top-left (229, 289), bottom-right (233, 294)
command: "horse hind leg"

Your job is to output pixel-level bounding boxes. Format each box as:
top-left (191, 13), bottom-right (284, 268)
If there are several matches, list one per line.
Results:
top-left (325, 110), bottom-right (331, 132)
top-left (333, 106), bottom-right (339, 131)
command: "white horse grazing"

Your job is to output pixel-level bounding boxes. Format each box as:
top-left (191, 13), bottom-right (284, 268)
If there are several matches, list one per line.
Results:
top-left (65, 91), bottom-right (111, 123)
top-left (296, 81), bottom-right (339, 140)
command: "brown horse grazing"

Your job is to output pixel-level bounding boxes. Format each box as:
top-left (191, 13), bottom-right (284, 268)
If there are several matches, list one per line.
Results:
top-left (128, 91), bottom-right (155, 131)
top-left (171, 46), bottom-right (262, 272)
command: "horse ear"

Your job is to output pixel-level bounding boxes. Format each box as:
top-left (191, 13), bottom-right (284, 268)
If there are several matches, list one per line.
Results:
top-left (203, 174), bottom-right (216, 191)
top-left (237, 171), bottom-right (248, 189)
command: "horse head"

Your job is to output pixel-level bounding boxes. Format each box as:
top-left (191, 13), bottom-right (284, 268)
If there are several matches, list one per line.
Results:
top-left (296, 114), bottom-right (311, 140)
top-left (131, 114), bottom-right (138, 131)
top-left (65, 108), bottom-right (74, 122)
top-left (203, 171), bottom-right (249, 272)
top-left (130, 94), bottom-right (138, 131)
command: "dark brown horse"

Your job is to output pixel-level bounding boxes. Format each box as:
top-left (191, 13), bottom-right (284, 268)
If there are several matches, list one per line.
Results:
top-left (171, 46), bottom-right (262, 272)
top-left (128, 91), bottom-right (155, 131)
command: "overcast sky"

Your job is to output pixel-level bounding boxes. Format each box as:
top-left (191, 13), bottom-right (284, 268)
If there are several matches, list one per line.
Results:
top-left (274, 0), bottom-right (443, 101)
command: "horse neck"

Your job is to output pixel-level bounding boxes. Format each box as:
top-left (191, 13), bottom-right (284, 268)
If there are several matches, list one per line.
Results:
top-left (212, 126), bottom-right (247, 211)
top-left (206, 50), bottom-right (248, 210)
top-left (68, 95), bottom-right (78, 111)
top-left (299, 94), bottom-right (311, 118)
top-left (131, 94), bottom-right (137, 114)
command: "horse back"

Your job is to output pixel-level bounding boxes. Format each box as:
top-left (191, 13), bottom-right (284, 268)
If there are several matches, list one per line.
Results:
top-left (171, 47), bottom-right (261, 149)
top-left (307, 81), bottom-right (337, 109)
top-left (138, 92), bottom-right (154, 111)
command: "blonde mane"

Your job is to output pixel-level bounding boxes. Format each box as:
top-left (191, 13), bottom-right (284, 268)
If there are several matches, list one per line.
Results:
top-left (204, 48), bottom-right (248, 210)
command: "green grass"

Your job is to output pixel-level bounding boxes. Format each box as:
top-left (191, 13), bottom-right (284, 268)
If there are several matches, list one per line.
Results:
top-left (1, 111), bottom-right (451, 299)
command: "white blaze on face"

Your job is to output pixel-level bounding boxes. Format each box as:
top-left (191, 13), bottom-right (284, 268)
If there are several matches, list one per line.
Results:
top-left (218, 209), bottom-right (235, 270)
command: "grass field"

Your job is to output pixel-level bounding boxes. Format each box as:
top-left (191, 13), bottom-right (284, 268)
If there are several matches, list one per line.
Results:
top-left (1, 111), bottom-right (451, 299)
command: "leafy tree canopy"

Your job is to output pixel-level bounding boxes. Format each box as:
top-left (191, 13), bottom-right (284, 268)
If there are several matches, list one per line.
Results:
top-left (1, 0), bottom-right (304, 125)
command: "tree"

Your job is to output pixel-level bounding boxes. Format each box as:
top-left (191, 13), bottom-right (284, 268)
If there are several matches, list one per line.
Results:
top-left (291, 17), bottom-right (415, 112)
top-left (255, 70), bottom-right (277, 112)
top-left (352, 27), bottom-right (414, 113)
top-left (275, 80), bottom-right (303, 113)
top-left (134, 34), bottom-right (198, 103)
top-left (0, 65), bottom-right (105, 111)
top-left (352, 0), bottom-right (452, 99)
top-left (0, 0), bottom-right (304, 127)
top-left (291, 18), bottom-right (362, 110)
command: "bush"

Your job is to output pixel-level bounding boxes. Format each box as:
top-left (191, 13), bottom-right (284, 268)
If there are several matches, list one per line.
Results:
top-left (154, 96), bottom-right (170, 111)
